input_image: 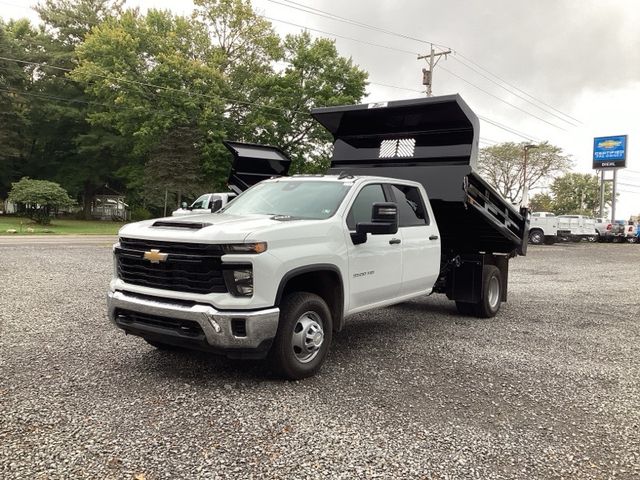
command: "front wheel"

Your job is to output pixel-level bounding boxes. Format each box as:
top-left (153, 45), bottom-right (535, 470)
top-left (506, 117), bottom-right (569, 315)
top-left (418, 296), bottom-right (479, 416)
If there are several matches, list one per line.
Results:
top-left (270, 292), bottom-right (333, 380)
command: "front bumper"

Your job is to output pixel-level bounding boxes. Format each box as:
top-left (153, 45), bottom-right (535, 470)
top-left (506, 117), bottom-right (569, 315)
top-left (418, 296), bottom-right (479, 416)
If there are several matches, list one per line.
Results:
top-left (107, 290), bottom-right (279, 358)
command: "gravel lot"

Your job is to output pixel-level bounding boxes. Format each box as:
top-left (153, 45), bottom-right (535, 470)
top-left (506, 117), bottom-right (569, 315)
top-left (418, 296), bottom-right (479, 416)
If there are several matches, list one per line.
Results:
top-left (1, 240), bottom-right (639, 479)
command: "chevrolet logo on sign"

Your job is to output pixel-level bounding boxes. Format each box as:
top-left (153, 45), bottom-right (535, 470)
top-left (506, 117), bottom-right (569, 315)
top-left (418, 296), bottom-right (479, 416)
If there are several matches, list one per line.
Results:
top-left (143, 249), bottom-right (168, 263)
top-left (598, 139), bottom-right (622, 149)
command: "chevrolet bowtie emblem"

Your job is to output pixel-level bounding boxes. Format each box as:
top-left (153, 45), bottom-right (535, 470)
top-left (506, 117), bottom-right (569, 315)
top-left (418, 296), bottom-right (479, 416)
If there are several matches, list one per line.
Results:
top-left (143, 249), bottom-right (168, 263)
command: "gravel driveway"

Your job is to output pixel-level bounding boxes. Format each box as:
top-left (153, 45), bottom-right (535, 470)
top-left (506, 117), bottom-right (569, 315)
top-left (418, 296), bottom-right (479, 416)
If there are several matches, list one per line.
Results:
top-left (1, 241), bottom-right (639, 479)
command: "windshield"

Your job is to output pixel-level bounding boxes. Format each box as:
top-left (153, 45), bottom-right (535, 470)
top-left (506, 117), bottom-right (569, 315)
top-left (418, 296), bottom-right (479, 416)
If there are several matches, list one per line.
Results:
top-left (221, 180), bottom-right (351, 220)
top-left (190, 195), bottom-right (209, 209)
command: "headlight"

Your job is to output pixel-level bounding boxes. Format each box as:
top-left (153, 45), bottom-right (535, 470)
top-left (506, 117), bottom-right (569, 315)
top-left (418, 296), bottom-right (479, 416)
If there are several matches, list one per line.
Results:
top-left (223, 266), bottom-right (254, 297)
top-left (222, 242), bottom-right (267, 254)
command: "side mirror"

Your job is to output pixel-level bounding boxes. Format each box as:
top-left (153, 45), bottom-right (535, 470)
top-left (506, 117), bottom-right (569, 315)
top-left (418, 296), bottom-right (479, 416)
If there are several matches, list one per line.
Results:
top-left (351, 202), bottom-right (399, 245)
top-left (181, 202), bottom-right (188, 209)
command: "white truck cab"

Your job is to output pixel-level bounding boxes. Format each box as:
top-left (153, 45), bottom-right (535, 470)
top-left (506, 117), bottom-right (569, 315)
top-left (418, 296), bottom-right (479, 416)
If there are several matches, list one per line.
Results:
top-left (172, 192), bottom-right (237, 216)
top-left (107, 95), bottom-right (529, 379)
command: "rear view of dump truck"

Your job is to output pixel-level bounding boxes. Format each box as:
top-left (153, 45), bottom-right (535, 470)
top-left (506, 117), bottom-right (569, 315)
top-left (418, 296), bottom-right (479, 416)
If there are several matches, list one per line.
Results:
top-left (108, 94), bottom-right (530, 378)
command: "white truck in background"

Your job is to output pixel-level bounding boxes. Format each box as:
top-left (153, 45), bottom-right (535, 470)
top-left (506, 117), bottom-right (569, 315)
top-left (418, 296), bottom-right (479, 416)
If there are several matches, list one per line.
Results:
top-left (528, 212), bottom-right (557, 245)
top-left (107, 96), bottom-right (529, 379)
top-left (172, 192), bottom-right (237, 216)
top-left (556, 215), bottom-right (596, 242)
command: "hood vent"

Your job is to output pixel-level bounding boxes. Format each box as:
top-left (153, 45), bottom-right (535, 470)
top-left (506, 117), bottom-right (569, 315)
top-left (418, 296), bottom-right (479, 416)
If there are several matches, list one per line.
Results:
top-left (152, 221), bottom-right (212, 230)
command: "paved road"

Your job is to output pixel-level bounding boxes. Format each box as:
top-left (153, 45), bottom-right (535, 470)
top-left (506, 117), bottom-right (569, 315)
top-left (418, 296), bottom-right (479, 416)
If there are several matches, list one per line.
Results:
top-left (1, 242), bottom-right (639, 479)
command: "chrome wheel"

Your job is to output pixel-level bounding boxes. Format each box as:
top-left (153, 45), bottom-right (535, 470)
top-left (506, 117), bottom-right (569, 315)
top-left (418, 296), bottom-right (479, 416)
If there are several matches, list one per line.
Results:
top-left (291, 311), bottom-right (324, 364)
top-left (487, 275), bottom-right (500, 310)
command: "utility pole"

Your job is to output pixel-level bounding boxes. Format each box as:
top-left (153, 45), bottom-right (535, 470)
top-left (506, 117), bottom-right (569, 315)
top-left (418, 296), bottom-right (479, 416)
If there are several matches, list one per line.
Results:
top-left (418, 44), bottom-right (451, 97)
top-left (521, 144), bottom-right (538, 207)
top-left (599, 170), bottom-right (605, 218)
top-left (611, 169), bottom-right (617, 221)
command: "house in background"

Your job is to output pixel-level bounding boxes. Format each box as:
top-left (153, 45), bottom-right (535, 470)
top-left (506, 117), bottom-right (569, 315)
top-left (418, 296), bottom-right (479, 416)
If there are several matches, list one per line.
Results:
top-left (91, 185), bottom-right (130, 221)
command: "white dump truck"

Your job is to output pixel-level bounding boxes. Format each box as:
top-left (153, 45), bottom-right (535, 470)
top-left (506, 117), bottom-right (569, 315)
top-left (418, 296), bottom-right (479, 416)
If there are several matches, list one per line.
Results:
top-left (107, 95), bottom-right (529, 379)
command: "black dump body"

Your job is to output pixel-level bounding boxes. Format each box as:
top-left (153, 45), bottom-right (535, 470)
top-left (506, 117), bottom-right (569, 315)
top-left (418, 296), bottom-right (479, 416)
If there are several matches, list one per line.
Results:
top-left (311, 95), bottom-right (529, 256)
top-left (224, 141), bottom-right (291, 194)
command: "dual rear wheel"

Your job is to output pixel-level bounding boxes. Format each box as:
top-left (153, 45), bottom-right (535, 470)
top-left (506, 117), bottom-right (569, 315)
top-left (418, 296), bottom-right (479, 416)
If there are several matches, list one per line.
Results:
top-left (455, 265), bottom-right (502, 318)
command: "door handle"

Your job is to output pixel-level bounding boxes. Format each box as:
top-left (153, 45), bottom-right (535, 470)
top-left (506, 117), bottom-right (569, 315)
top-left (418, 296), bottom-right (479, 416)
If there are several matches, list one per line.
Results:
top-left (429, 235), bottom-right (439, 240)
top-left (389, 238), bottom-right (401, 245)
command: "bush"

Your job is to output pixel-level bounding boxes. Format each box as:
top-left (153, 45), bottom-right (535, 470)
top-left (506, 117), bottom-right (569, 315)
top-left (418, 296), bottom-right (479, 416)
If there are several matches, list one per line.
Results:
top-left (8, 177), bottom-right (75, 225)
top-left (131, 206), bottom-right (153, 221)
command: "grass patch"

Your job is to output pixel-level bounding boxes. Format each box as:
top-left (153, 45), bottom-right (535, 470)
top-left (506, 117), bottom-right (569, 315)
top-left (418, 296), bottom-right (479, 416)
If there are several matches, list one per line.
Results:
top-left (0, 216), bottom-right (126, 235)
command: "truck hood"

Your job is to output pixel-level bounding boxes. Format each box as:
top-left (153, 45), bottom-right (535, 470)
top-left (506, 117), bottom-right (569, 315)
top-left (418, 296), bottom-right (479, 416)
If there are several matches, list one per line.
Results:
top-left (117, 213), bottom-right (330, 243)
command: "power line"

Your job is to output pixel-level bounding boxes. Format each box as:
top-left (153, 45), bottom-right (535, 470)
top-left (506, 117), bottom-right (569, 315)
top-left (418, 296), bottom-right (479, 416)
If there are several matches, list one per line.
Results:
top-left (0, 1), bottom-right (31, 11)
top-left (438, 65), bottom-right (566, 131)
top-left (268, 0), bottom-right (580, 127)
top-left (261, 15), bottom-right (420, 56)
top-left (2, 55), bottom-right (542, 143)
top-left (268, 0), bottom-right (450, 49)
top-left (368, 81), bottom-right (422, 93)
top-left (618, 182), bottom-right (640, 189)
top-left (454, 51), bottom-right (583, 125)
top-left (449, 55), bottom-right (579, 127)
top-left (0, 55), bottom-right (311, 117)
top-left (257, 13), bottom-right (549, 139)
top-left (0, 86), bottom-right (108, 108)
top-left (478, 115), bottom-right (541, 143)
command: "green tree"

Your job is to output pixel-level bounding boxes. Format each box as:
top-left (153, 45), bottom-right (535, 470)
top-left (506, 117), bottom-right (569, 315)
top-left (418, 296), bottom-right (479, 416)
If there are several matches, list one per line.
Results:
top-left (71, 8), bottom-right (228, 197)
top-left (478, 142), bottom-right (573, 203)
top-left (35, 0), bottom-right (124, 51)
top-left (249, 32), bottom-right (368, 173)
top-left (12, 1), bottom-right (125, 217)
top-left (143, 126), bottom-right (208, 210)
top-left (8, 177), bottom-right (75, 224)
top-left (529, 192), bottom-right (554, 212)
top-left (550, 172), bottom-right (612, 216)
top-left (0, 20), bottom-right (32, 196)
top-left (71, 3), bottom-right (368, 196)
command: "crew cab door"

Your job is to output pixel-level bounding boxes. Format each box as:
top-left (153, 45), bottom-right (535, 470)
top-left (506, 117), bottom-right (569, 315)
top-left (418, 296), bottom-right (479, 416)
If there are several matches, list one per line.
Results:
top-left (345, 183), bottom-right (403, 310)
top-left (387, 184), bottom-right (440, 296)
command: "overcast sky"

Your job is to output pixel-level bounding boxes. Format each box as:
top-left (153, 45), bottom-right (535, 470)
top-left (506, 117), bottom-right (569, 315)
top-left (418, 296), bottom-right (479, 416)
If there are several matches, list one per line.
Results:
top-left (4, 0), bottom-right (640, 217)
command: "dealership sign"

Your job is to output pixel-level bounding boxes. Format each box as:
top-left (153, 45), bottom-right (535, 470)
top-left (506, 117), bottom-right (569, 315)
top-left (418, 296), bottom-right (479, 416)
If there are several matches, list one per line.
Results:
top-left (593, 135), bottom-right (627, 169)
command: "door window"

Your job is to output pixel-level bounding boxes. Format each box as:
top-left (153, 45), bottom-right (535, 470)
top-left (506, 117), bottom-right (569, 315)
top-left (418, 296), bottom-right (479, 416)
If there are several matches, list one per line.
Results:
top-left (390, 185), bottom-right (429, 226)
top-left (347, 184), bottom-right (386, 230)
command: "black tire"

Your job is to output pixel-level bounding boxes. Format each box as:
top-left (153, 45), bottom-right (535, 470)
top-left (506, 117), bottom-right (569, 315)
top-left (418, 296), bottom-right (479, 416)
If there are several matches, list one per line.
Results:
top-left (144, 339), bottom-right (181, 350)
top-left (455, 301), bottom-right (474, 315)
top-left (473, 265), bottom-right (502, 318)
top-left (528, 229), bottom-right (544, 245)
top-left (270, 292), bottom-right (333, 380)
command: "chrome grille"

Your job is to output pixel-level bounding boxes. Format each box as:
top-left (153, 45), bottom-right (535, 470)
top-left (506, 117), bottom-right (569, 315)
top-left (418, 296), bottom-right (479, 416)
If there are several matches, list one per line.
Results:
top-left (116, 237), bottom-right (227, 294)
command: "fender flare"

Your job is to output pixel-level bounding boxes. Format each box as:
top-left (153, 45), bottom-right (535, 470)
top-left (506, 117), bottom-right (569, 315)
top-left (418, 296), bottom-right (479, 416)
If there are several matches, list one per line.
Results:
top-left (275, 264), bottom-right (345, 331)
